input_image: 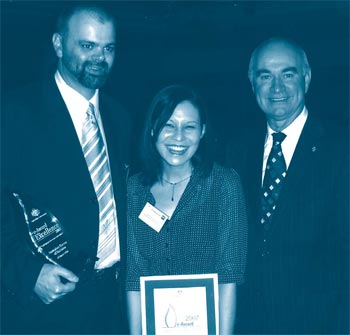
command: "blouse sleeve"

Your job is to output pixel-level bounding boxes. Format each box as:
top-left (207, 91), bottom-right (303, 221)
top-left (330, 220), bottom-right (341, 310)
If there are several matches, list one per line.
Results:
top-left (216, 167), bottom-right (248, 284)
top-left (125, 175), bottom-right (149, 291)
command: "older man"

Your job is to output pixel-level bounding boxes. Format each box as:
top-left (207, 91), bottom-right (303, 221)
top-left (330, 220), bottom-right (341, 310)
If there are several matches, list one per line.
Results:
top-left (226, 37), bottom-right (349, 334)
top-left (1, 4), bottom-right (130, 334)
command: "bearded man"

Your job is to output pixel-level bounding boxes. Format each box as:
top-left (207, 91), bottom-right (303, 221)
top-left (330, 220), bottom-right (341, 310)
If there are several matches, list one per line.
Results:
top-left (1, 4), bottom-right (130, 334)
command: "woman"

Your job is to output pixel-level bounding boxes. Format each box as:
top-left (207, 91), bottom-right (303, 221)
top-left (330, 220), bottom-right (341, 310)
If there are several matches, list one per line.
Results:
top-left (126, 85), bottom-right (247, 334)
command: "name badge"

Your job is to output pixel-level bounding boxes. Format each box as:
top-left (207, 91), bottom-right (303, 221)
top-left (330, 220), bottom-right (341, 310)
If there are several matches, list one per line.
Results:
top-left (138, 202), bottom-right (169, 232)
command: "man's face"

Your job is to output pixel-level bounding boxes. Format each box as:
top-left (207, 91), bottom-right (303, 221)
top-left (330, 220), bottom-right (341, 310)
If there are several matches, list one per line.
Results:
top-left (250, 41), bottom-right (311, 125)
top-left (53, 11), bottom-right (116, 96)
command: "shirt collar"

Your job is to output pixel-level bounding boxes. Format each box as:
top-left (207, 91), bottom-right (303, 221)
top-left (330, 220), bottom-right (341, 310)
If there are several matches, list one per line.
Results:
top-left (266, 106), bottom-right (308, 139)
top-left (54, 70), bottom-right (99, 114)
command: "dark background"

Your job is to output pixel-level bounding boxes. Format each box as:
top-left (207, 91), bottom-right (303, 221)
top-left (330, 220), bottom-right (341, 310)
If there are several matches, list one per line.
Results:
top-left (1, 1), bottom-right (349, 166)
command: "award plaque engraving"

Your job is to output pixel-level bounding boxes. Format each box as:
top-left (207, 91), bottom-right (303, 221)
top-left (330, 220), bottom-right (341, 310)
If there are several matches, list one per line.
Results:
top-left (13, 192), bottom-right (73, 269)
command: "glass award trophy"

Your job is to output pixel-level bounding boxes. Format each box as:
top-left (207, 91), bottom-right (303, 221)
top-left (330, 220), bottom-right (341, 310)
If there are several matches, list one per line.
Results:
top-left (12, 192), bottom-right (78, 271)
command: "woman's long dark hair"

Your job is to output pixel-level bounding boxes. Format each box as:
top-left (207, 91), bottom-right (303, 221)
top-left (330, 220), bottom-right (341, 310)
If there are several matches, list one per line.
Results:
top-left (140, 84), bottom-right (215, 186)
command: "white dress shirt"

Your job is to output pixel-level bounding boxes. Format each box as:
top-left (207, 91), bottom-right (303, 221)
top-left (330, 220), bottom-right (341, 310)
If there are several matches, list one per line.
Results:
top-left (55, 71), bottom-right (120, 268)
top-left (262, 107), bottom-right (308, 185)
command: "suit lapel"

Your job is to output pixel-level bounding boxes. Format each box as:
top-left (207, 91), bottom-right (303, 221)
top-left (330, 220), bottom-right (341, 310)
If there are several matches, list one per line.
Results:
top-left (38, 79), bottom-right (97, 213)
top-left (45, 79), bottom-right (93, 179)
top-left (272, 117), bottom-right (324, 218)
top-left (99, 97), bottom-right (128, 198)
top-left (98, 96), bottom-right (129, 261)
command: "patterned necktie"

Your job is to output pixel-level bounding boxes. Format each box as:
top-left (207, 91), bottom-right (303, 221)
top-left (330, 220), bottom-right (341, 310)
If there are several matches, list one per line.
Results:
top-left (261, 132), bottom-right (287, 229)
top-left (82, 103), bottom-right (119, 268)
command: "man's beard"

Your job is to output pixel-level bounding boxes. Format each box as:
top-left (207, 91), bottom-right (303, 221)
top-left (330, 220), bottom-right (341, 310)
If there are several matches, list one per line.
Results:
top-left (78, 61), bottom-right (110, 89)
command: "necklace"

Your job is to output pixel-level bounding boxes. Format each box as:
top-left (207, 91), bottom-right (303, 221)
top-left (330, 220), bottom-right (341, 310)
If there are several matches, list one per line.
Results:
top-left (162, 174), bottom-right (192, 201)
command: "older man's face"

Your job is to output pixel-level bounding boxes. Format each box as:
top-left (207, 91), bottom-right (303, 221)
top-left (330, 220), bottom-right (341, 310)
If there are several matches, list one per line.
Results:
top-left (250, 42), bottom-right (311, 125)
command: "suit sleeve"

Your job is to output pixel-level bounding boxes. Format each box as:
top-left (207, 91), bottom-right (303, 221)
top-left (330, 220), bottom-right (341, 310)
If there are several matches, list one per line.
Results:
top-left (1, 97), bottom-right (46, 306)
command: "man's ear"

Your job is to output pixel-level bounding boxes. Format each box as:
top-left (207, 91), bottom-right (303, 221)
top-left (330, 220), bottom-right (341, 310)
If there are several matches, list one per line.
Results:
top-left (304, 69), bottom-right (312, 93)
top-left (52, 33), bottom-right (63, 58)
top-left (248, 73), bottom-right (255, 93)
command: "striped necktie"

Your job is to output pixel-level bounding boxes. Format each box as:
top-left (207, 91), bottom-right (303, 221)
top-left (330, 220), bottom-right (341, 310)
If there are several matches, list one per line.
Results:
top-left (261, 132), bottom-right (287, 230)
top-left (82, 103), bottom-right (119, 269)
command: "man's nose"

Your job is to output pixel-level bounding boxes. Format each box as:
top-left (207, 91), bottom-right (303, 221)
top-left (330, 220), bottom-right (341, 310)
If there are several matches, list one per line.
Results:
top-left (271, 77), bottom-right (284, 93)
top-left (93, 48), bottom-right (105, 62)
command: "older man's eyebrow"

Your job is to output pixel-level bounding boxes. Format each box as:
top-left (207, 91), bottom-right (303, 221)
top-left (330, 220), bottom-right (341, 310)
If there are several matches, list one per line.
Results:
top-left (255, 69), bottom-right (270, 76)
top-left (255, 66), bottom-right (299, 76)
top-left (282, 67), bottom-right (298, 73)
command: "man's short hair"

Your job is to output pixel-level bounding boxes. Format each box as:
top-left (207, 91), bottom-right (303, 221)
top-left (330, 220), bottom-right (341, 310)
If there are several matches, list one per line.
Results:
top-left (248, 37), bottom-right (311, 82)
top-left (55, 3), bottom-right (116, 36)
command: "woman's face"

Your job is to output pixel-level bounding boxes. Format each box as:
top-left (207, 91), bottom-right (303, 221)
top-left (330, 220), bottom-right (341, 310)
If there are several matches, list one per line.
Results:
top-left (155, 100), bottom-right (205, 170)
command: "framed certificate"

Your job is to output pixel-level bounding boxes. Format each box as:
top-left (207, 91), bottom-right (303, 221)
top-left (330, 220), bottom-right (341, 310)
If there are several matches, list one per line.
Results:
top-left (140, 273), bottom-right (219, 335)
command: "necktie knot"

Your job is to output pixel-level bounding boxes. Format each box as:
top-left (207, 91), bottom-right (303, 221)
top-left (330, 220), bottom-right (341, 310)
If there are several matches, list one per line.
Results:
top-left (272, 132), bottom-right (286, 146)
top-left (86, 103), bottom-right (97, 123)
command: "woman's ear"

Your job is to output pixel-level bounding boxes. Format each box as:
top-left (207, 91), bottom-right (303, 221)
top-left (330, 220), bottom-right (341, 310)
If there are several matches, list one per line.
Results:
top-left (201, 124), bottom-right (206, 139)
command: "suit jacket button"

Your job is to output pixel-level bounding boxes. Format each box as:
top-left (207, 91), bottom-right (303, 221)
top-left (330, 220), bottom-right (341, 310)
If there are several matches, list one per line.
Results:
top-left (263, 223), bottom-right (270, 231)
top-left (89, 197), bottom-right (98, 204)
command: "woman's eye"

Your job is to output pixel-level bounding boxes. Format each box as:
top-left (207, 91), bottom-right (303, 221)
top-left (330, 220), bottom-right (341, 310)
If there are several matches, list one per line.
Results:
top-left (164, 123), bottom-right (174, 129)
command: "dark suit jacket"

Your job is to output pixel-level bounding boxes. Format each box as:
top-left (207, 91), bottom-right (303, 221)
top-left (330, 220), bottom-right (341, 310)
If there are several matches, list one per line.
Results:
top-left (226, 113), bottom-right (349, 334)
top-left (1, 77), bottom-right (130, 333)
